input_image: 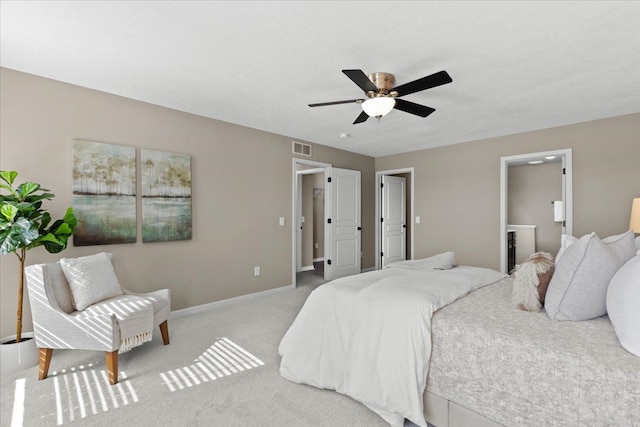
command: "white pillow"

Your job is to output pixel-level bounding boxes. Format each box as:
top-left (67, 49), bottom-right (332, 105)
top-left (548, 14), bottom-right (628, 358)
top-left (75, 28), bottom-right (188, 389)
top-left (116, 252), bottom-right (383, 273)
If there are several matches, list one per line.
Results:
top-left (607, 255), bottom-right (640, 356)
top-left (635, 236), bottom-right (640, 256)
top-left (60, 252), bottom-right (123, 311)
top-left (385, 252), bottom-right (457, 270)
top-left (545, 233), bottom-right (622, 321)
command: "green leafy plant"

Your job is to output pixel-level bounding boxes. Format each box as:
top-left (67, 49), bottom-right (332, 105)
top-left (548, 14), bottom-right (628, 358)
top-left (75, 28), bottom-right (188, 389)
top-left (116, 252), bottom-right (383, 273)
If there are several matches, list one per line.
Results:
top-left (0, 170), bottom-right (77, 343)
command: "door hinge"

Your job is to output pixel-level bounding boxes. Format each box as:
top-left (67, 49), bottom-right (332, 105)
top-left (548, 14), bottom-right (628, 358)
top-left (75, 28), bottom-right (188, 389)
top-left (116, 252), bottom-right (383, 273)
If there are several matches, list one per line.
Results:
top-left (327, 218), bottom-right (332, 224)
top-left (381, 252), bottom-right (384, 257)
top-left (380, 182), bottom-right (384, 188)
top-left (327, 177), bottom-right (332, 183)
top-left (562, 168), bottom-right (566, 175)
top-left (380, 217), bottom-right (384, 222)
top-left (327, 259), bottom-right (332, 265)
top-left (563, 220), bottom-right (566, 227)
top-left (403, 224), bottom-right (407, 228)
top-left (357, 226), bottom-right (362, 231)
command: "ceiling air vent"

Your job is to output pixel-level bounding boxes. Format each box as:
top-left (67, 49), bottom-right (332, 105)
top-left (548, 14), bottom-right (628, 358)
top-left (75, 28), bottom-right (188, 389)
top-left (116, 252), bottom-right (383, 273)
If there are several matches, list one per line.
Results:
top-left (293, 141), bottom-right (312, 157)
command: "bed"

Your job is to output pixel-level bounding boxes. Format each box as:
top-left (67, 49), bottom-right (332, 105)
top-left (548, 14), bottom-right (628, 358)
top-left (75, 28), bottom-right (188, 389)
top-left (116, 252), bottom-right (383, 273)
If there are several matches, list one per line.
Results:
top-left (278, 252), bottom-right (640, 427)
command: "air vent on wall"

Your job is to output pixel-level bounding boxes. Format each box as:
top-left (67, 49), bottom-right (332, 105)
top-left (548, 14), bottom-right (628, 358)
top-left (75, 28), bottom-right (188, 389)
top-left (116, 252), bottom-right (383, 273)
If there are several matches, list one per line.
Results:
top-left (293, 141), bottom-right (312, 157)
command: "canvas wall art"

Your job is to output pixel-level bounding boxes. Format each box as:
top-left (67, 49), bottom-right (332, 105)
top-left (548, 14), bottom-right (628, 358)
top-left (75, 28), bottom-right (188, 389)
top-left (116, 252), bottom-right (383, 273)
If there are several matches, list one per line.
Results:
top-left (72, 140), bottom-right (137, 245)
top-left (141, 149), bottom-right (192, 242)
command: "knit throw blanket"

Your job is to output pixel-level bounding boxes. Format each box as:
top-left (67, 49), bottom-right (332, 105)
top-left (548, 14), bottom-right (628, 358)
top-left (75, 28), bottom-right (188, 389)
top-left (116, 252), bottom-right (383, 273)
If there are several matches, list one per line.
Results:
top-left (84, 295), bottom-right (154, 353)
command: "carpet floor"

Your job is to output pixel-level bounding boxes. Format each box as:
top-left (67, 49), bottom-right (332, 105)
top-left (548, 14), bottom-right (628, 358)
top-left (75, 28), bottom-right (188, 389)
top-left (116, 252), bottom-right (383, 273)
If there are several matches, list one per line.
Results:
top-left (1, 272), bottom-right (392, 426)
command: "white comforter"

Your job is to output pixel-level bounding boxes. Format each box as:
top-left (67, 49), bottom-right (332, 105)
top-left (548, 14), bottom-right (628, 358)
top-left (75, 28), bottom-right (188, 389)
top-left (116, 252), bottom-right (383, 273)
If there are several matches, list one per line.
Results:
top-left (279, 263), bottom-right (506, 427)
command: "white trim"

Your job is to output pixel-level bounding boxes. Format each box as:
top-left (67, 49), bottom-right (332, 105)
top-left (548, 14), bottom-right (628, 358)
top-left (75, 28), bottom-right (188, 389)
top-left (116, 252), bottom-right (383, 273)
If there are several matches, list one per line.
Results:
top-left (301, 265), bottom-right (315, 272)
top-left (312, 257), bottom-right (324, 262)
top-left (375, 167), bottom-right (415, 270)
top-left (500, 148), bottom-right (573, 273)
top-left (507, 224), bottom-right (537, 229)
top-left (169, 284), bottom-right (294, 320)
top-left (361, 267), bottom-right (376, 273)
top-left (292, 158), bottom-right (331, 288)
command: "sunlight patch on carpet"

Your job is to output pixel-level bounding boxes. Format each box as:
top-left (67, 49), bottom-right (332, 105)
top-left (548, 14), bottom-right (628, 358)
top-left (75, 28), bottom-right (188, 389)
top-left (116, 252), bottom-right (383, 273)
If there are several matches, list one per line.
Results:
top-left (160, 337), bottom-right (264, 392)
top-left (37, 364), bottom-right (137, 425)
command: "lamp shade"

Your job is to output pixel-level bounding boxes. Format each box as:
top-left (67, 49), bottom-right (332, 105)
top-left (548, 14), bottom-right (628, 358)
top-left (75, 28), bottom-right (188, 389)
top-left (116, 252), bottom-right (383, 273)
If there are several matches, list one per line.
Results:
top-left (630, 198), bottom-right (640, 232)
top-left (362, 97), bottom-right (396, 118)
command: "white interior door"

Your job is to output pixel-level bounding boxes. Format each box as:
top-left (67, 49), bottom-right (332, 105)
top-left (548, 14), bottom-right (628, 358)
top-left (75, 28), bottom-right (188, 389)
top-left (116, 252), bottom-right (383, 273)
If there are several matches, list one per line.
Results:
top-left (325, 167), bottom-right (361, 281)
top-left (381, 175), bottom-right (406, 267)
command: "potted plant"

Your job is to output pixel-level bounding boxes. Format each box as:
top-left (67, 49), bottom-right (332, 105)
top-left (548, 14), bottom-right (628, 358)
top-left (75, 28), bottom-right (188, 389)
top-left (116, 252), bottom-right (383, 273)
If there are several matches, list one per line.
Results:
top-left (0, 170), bottom-right (76, 373)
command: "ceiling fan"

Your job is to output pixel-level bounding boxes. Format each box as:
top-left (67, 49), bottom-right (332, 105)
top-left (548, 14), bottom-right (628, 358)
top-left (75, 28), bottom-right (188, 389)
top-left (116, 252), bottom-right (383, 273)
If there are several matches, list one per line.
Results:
top-left (309, 69), bottom-right (452, 124)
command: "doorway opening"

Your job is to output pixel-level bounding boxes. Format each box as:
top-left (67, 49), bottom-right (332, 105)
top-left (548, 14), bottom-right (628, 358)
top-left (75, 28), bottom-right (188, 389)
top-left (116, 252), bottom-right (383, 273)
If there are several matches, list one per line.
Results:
top-left (500, 149), bottom-right (573, 273)
top-left (292, 158), bottom-right (330, 288)
top-left (375, 168), bottom-right (415, 270)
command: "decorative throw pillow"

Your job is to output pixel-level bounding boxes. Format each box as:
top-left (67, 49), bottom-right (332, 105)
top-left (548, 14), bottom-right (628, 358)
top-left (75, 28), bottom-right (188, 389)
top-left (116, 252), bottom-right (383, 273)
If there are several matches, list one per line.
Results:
top-left (602, 231), bottom-right (636, 265)
top-left (545, 233), bottom-right (622, 321)
top-left (555, 234), bottom-right (578, 265)
top-left (556, 231), bottom-right (635, 266)
top-left (385, 251), bottom-right (457, 270)
top-left (60, 252), bottom-right (123, 311)
top-left (511, 252), bottom-right (554, 312)
top-left (607, 255), bottom-right (640, 356)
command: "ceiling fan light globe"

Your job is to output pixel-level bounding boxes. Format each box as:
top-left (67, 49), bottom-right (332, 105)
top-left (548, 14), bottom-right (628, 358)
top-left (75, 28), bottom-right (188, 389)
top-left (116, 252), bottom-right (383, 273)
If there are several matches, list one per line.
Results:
top-left (362, 97), bottom-right (395, 118)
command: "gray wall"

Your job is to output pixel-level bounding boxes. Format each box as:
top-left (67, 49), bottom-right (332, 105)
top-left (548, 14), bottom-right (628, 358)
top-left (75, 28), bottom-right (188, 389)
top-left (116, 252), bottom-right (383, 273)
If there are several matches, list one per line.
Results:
top-left (0, 68), bottom-right (375, 338)
top-left (508, 162), bottom-right (563, 256)
top-left (376, 113), bottom-right (640, 270)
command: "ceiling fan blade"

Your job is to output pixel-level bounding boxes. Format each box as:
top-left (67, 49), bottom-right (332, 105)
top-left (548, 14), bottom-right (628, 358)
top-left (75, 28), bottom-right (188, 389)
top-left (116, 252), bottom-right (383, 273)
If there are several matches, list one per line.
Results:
top-left (308, 99), bottom-right (363, 107)
top-left (394, 98), bottom-right (436, 117)
top-left (353, 111), bottom-right (369, 124)
top-left (342, 69), bottom-right (378, 93)
top-left (392, 70), bottom-right (452, 97)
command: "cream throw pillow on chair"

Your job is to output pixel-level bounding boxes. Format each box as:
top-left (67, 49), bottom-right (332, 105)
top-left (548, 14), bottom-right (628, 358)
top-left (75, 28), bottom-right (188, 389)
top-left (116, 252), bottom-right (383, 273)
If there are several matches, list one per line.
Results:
top-left (60, 252), bottom-right (123, 311)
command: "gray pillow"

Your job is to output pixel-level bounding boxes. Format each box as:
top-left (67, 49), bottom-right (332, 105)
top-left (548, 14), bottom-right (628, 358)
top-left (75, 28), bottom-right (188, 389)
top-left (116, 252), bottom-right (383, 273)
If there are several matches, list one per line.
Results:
top-left (545, 233), bottom-right (621, 321)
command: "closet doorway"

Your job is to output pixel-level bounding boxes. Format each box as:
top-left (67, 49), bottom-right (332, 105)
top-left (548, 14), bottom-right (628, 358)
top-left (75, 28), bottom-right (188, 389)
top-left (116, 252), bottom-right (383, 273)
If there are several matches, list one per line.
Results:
top-left (500, 149), bottom-right (573, 273)
top-left (375, 168), bottom-right (415, 269)
top-left (293, 159), bottom-right (330, 288)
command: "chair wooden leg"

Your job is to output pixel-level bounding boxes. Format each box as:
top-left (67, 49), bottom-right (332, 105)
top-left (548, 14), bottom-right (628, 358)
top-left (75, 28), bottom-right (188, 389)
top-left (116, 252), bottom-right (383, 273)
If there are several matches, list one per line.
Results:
top-left (159, 320), bottom-right (170, 345)
top-left (38, 348), bottom-right (53, 380)
top-left (106, 350), bottom-right (118, 385)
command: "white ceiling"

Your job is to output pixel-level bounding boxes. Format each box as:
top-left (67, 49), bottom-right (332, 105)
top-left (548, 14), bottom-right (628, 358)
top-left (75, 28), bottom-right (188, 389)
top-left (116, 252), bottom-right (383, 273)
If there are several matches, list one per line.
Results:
top-left (1, 1), bottom-right (639, 157)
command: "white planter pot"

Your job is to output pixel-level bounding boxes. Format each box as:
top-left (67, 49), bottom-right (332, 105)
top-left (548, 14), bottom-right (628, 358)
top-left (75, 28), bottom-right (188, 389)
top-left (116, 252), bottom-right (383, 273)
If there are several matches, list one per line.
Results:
top-left (0, 332), bottom-right (39, 375)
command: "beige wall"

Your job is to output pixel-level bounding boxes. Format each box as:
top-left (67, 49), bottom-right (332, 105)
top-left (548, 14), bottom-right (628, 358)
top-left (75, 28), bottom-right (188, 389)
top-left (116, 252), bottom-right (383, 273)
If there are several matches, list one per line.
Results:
top-left (0, 68), bottom-right (375, 338)
top-left (376, 113), bottom-right (640, 270)
top-left (508, 162), bottom-right (563, 256)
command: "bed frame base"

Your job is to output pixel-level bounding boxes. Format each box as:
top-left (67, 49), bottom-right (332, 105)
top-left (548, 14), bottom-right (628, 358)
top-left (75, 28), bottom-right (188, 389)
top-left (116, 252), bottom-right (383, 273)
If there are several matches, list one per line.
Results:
top-left (424, 391), bottom-right (505, 427)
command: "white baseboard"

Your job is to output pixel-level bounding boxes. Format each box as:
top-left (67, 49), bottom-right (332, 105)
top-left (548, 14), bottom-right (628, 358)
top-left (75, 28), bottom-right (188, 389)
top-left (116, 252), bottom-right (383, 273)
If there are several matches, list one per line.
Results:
top-left (300, 265), bottom-right (315, 272)
top-left (312, 257), bottom-right (324, 262)
top-left (169, 283), bottom-right (294, 320)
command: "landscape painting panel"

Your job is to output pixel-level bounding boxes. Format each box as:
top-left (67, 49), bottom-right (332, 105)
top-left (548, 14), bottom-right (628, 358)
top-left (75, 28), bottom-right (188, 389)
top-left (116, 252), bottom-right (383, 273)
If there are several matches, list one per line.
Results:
top-left (141, 149), bottom-right (192, 242)
top-left (72, 140), bottom-right (137, 246)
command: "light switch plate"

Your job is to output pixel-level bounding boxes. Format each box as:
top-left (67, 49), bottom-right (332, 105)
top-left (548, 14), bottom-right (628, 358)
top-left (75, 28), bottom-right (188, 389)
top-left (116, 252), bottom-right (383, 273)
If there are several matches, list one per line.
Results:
top-left (279, 217), bottom-right (285, 226)
top-left (415, 216), bottom-right (421, 224)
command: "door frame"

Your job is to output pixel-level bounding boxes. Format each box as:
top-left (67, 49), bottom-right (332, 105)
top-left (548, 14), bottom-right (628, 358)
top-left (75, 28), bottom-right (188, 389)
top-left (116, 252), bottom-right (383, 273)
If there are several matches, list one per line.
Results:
top-left (296, 168), bottom-right (326, 273)
top-left (292, 158), bottom-right (331, 287)
top-left (375, 168), bottom-right (415, 270)
top-left (499, 148), bottom-right (573, 273)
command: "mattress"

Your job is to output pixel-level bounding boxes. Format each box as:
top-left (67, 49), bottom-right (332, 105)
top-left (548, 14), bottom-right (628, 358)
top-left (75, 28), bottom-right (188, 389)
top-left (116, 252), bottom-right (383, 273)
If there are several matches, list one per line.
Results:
top-left (427, 277), bottom-right (640, 427)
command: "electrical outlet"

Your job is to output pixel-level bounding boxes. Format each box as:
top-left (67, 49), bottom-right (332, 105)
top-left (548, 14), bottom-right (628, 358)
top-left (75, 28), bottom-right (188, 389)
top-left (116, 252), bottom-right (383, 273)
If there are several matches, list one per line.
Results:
top-left (279, 217), bottom-right (285, 226)
top-left (415, 216), bottom-right (421, 224)
top-left (254, 266), bottom-right (260, 276)
top-left (314, 242), bottom-right (318, 249)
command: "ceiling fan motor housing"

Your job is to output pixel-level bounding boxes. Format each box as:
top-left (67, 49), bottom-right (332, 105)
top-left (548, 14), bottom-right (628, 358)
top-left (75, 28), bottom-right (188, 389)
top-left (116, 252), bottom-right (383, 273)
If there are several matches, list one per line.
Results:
top-left (367, 72), bottom-right (396, 97)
